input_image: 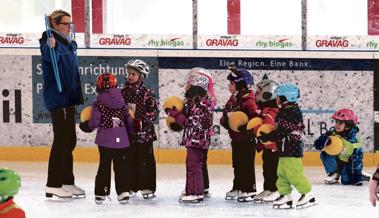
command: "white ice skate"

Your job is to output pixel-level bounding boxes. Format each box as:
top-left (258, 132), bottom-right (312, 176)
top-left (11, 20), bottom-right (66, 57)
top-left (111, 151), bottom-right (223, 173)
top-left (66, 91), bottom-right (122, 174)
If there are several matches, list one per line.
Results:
top-left (141, 189), bottom-right (156, 199)
top-left (95, 195), bottom-right (106, 204)
top-left (272, 194), bottom-right (293, 209)
top-left (117, 192), bottom-right (129, 204)
top-left (296, 192), bottom-right (316, 209)
top-left (263, 191), bottom-right (280, 204)
top-left (62, 185), bottom-right (86, 198)
top-left (179, 194), bottom-right (204, 204)
top-left (253, 190), bottom-right (271, 203)
top-left (225, 189), bottom-right (241, 200)
top-left (203, 188), bottom-right (211, 198)
top-left (324, 172), bottom-right (340, 184)
top-left (237, 192), bottom-right (256, 202)
top-left (129, 190), bottom-right (136, 198)
top-left (45, 186), bottom-right (72, 199)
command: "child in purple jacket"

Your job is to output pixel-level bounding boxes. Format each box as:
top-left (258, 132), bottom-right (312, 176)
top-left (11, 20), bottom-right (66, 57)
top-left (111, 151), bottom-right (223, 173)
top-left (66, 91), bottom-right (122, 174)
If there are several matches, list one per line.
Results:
top-left (79, 73), bottom-right (135, 204)
top-left (166, 68), bottom-right (214, 204)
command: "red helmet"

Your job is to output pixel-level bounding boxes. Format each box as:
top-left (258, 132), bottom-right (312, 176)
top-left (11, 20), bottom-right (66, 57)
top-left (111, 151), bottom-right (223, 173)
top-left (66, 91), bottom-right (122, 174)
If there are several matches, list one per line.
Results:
top-left (331, 108), bottom-right (358, 124)
top-left (96, 73), bottom-right (118, 91)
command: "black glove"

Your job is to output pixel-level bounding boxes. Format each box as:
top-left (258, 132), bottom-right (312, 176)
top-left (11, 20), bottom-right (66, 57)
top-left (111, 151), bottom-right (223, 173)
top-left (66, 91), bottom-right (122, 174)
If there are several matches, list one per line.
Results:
top-left (237, 124), bottom-right (248, 134)
top-left (79, 121), bottom-right (93, 133)
top-left (258, 131), bottom-right (276, 143)
top-left (325, 137), bottom-right (332, 146)
top-left (170, 122), bottom-right (184, 132)
top-left (220, 115), bottom-right (230, 130)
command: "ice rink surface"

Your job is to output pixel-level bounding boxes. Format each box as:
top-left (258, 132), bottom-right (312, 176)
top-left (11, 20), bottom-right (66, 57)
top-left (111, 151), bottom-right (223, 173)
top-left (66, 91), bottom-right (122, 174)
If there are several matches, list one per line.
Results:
top-left (1, 161), bottom-right (377, 218)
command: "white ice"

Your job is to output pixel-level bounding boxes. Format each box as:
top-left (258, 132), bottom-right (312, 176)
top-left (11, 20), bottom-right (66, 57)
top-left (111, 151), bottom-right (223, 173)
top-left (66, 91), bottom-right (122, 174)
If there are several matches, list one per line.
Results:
top-left (1, 162), bottom-right (377, 218)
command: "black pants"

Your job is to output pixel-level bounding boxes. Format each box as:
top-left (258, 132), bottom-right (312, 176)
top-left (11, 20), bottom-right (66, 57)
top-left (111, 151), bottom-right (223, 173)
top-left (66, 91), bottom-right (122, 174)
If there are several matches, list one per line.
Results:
top-left (203, 149), bottom-right (209, 190)
top-left (262, 149), bottom-right (279, 191)
top-left (126, 142), bottom-right (156, 192)
top-left (95, 146), bottom-right (129, 196)
top-left (231, 138), bottom-right (256, 192)
top-left (47, 106), bottom-right (77, 187)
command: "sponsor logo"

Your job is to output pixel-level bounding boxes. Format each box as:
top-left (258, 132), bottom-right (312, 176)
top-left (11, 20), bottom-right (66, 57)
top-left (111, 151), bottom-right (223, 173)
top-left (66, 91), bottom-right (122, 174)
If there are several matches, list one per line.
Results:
top-left (205, 36), bottom-right (238, 47)
top-left (315, 37), bottom-right (349, 48)
top-left (148, 37), bottom-right (184, 47)
top-left (98, 35), bottom-right (131, 45)
top-left (256, 38), bottom-right (294, 48)
top-left (0, 34), bottom-right (24, 45)
top-left (2, 89), bottom-right (22, 123)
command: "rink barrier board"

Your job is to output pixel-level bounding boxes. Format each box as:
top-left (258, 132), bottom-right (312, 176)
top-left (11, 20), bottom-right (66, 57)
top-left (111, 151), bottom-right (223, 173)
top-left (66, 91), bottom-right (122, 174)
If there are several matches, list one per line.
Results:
top-left (0, 147), bottom-right (377, 166)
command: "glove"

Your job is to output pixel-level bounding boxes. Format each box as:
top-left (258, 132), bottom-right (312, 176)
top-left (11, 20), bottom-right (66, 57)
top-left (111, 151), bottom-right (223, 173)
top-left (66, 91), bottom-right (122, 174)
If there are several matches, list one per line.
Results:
top-left (258, 131), bottom-right (274, 143)
top-left (325, 137), bottom-right (332, 146)
top-left (237, 124), bottom-right (248, 134)
top-left (170, 122), bottom-right (184, 132)
top-left (79, 121), bottom-right (93, 133)
top-left (133, 119), bottom-right (142, 132)
top-left (220, 115), bottom-right (230, 130)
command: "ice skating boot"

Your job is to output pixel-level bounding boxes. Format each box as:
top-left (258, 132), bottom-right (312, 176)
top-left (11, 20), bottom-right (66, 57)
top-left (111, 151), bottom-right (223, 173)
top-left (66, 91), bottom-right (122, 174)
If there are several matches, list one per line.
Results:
top-left (263, 191), bottom-right (280, 204)
top-left (129, 190), bottom-right (136, 198)
top-left (45, 186), bottom-right (72, 199)
top-left (353, 180), bottom-right (364, 186)
top-left (362, 172), bottom-right (371, 181)
top-left (62, 185), bottom-right (86, 198)
top-left (272, 194), bottom-right (293, 209)
top-left (117, 192), bottom-right (130, 204)
top-left (95, 195), bottom-right (106, 204)
top-left (237, 191), bottom-right (256, 202)
top-left (141, 189), bottom-right (156, 199)
top-left (324, 172), bottom-right (340, 184)
top-left (203, 188), bottom-right (211, 198)
top-left (179, 194), bottom-right (204, 204)
top-left (225, 189), bottom-right (241, 200)
top-left (254, 190), bottom-right (271, 203)
top-left (296, 192), bottom-right (316, 208)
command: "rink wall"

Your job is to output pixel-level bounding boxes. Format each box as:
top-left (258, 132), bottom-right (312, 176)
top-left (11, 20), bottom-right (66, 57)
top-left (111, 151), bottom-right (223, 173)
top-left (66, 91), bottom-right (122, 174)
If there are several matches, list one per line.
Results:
top-left (0, 48), bottom-right (378, 166)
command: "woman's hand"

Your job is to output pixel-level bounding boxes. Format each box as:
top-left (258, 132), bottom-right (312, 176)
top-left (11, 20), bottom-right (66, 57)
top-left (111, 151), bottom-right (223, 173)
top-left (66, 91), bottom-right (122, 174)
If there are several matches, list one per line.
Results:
top-left (49, 36), bottom-right (56, 48)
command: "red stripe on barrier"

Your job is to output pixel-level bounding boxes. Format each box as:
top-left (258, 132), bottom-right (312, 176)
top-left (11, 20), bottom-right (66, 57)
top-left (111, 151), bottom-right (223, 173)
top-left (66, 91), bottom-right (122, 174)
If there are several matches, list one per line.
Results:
top-left (227, 0), bottom-right (240, 35)
top-left (71, 0), bottom-right (85, 32)
top-left (92, 0), bottom-right (103, 33)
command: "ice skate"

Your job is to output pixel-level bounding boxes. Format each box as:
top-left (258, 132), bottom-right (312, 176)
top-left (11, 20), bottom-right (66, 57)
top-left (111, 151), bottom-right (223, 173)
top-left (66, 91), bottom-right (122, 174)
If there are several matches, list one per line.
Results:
top-left (362, 172), bottom-right (371, 181)
top-left (225, 189), bottom-right (241, 200)
top-left (263, 191), bottom-right (280, 204)
top-left (203, 188), bottom-right (211, 198)
top-left (254, 190), bottom-right (271, 203)
top-left (45, 186), bottom-right (72, 199)
top-left (272, 194), bottom-right (293, 209)
top-left (117, 192), bottom-right (129, 204)
top-left (95, 195), bottom-right (106, 204)
top-left (141, 189), bottom-right (156, 199)
top-left (237, 191), bottom-right (256, 202)
top-left (353, 181), bottom-right (364, 186)
top-left (128, 190), bottom-right (136, 198)
top-left (62, 185), bottom-right (86, 198)
top-left (179, 194), bottom-right (204, 204)
top-left (324, 172), bottom-right (340, 184)
top-left (296, 192), bottom-right (316, 209)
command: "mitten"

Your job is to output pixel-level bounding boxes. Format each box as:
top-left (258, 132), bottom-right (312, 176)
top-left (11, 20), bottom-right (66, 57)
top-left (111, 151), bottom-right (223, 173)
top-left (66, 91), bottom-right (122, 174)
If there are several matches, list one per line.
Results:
top-left (79, 121), bottom-right (93, 133)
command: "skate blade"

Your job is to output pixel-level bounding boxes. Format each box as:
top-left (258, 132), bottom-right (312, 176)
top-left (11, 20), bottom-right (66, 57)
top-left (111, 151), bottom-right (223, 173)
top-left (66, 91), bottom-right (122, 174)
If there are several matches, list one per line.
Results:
top-left (253, 199), bottom-right (264, 204)
top-left (237, 197), bottom-right (254, 202)
top-left (72, 194), bottom-right (86, 199)
top-left (143, 193), bottom-right (156, 199)
top-left (225, 196), bottom-right (237, 200)
top-left (178, 199), bottom-right (204, 205)
top-left (324, 181), bottom-right (339, 185)
top-left (118, 200), bottom-right (129, 204)
top-left (273, 201), bottom-right (293, 209)
top-left (296, 198), bottom-right (317, 209)
top-left (45, 193), bottom-right (73, 202)
top-left (263, 200), bottom-right (275, 204)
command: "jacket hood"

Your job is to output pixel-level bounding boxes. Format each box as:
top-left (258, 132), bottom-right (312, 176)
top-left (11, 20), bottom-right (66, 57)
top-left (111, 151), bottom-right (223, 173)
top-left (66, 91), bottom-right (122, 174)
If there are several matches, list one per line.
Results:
top-left (96, 88), bottom-right (125, 109)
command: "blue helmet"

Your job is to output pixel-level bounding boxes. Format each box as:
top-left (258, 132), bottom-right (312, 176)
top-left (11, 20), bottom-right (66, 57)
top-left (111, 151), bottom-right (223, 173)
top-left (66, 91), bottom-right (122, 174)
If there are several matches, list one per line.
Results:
top-left (227, 69), bottom-right (253, 88)
top-left (275, 83), bottom-right (300, 103)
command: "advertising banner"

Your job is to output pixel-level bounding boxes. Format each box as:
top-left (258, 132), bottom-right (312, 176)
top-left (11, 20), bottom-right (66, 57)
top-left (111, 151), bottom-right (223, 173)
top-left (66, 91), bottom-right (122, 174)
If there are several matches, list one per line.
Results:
top-left (0, 33), bottom-right (85, 48)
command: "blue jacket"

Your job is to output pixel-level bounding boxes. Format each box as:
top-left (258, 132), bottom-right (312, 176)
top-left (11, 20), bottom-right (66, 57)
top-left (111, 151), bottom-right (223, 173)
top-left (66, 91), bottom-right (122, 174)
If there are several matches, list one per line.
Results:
top-left (89, 88), bottom-right (133, 149)
top-left (39, 31), bottom-right (83, 111)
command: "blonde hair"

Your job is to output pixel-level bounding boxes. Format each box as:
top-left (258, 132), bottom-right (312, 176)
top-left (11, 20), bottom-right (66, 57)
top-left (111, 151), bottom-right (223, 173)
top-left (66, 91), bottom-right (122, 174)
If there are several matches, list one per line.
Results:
top-left (48, 10), bottom-right (71, 29)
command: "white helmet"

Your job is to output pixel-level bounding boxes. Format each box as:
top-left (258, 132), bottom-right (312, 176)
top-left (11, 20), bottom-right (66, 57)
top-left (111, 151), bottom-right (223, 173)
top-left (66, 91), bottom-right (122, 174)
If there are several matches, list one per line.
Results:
top-left (256, 75), bottom-right (278, 102)
top-left (127, 59), bottom-right (150, 79)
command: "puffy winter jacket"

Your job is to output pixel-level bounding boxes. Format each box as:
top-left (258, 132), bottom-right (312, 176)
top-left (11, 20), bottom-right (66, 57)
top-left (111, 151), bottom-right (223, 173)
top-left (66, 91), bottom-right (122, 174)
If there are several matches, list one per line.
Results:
top-left (39, 30), bottom-right (83, 111)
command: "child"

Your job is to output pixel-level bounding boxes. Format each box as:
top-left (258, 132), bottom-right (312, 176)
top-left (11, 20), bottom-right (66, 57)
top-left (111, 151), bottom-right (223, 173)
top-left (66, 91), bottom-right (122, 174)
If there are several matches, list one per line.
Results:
top-left (369, 165), bottom-right (379, 206)
top-left (166, 67), bottom-right (214, 204)
top-left (121, 59), bottom-right (159, 199)
top-left (258, 83), bottom-right (315, 208)
top-left (219, 64), bottom-right (258, 202)
top-left (314, 108), bottom-right (365, 186)
top-left (79, 73), bottom-right (135, 204)
top-left (0, 168), bottom-right (25, 218)
top-left (253, 75), bottom-right (280, 203)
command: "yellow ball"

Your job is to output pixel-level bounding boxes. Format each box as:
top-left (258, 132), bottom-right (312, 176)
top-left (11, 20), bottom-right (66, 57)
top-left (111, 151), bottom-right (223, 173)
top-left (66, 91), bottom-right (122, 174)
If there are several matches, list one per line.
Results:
top-left (247, 117), bottom-right (263, 135)
top-left (256, 124), bottom-right (276, 145)
top-left (324, 136), bottom-right (344, 156)
top-left (80, 106), bottom-right (92, 122)
top-left (228, 111), bottom-right (249, 132)
top-left (163, 96), bottom-right (184, 112)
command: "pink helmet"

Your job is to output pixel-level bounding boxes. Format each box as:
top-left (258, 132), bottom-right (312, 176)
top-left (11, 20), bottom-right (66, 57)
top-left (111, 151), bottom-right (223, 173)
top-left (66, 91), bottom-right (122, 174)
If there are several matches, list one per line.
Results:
top-left (331, 109), bottom-right (358, 124)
